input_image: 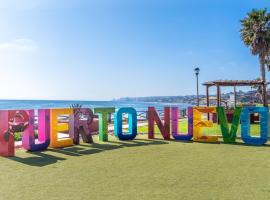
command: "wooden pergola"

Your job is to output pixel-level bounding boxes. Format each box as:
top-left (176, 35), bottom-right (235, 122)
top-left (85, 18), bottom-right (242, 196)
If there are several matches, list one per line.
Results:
top-left (202, 80), bottom-right (267, 107)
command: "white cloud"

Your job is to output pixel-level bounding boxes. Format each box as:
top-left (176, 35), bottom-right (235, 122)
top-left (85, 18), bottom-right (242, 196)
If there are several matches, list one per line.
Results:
top-left (0, 39), bottom-right (39, 52)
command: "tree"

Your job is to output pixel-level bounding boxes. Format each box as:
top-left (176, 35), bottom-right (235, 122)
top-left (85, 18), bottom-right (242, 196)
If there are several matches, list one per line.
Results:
top-left (240, 8), bottom-right (270, 106)
top-left (251, 78), bottom-right (263, 103)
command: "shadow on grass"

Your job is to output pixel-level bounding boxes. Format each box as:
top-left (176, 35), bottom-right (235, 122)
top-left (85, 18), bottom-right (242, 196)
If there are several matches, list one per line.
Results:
top-left (169, 138), bottom-right (270, 147)
top-left (8, 137), bottom-right (270, 167)
top-left (8, 151), bottom-right (66, 167)
top-left (8, 139), bottom-right (168, 167)
top-left (48, 139), bottom-right (168, 156)
top-left (221, 141), bottom-right (270, 147)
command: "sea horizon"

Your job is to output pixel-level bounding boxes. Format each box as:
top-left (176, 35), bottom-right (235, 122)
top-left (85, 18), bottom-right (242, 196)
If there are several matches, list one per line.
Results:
top-left (0, 99), bottom-right (190, 111)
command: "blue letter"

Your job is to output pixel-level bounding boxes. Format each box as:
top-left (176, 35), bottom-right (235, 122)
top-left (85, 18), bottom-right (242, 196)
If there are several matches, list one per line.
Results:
top-left (241, 107), bottom-right (268, 145)
top-left (114, 107), bottom-right (137, 140)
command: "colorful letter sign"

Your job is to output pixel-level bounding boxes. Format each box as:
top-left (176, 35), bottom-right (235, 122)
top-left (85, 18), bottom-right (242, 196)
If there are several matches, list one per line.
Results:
top-left (94, 107), bottom-right (115, 141)
top-left (114, 107), bottom-right (137, 140)
top-left (0, 105), bottom-right (269, 158)
top-left (148, 107), bottom-right (170, 140)
top-left (193, 107), bottom-right (218, 142)
top-left (217, 107), bottom-right (242, 143)
top-left (171, 107), bottom-right (193, 141)
top-left (22, 109), bottom-right (50, 151)
top-left (49, 108), bottom-right (73, 148)
top-left (69, 108), bottom-right (94, 144)
top-left (0, 111), bottom-right (14, 157)
top-left (241, 106), bottom-right (268, 145)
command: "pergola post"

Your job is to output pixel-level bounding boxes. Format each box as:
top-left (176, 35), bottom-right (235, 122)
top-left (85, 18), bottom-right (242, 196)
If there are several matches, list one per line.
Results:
top-left (206, 85), bottom-right (210, 120)
top-left (206, 86), bottom-right (209, 107)
top-left (234, 86), bottom-right (237, 108)
top-left (217, 85), bottom-right (221, 107)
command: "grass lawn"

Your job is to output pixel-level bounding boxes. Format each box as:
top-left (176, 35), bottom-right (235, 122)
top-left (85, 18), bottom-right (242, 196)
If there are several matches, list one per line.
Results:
top-left (1, 130), bottom-right (270, 200)
top-left (138, 119), bottom-right (261, 136)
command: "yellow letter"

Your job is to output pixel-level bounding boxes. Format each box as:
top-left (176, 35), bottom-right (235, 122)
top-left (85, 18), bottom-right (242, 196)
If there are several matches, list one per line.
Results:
top-left (193, 107), bottom-right (218, 142)
top-left (49, 108), bottom-right (73, 148)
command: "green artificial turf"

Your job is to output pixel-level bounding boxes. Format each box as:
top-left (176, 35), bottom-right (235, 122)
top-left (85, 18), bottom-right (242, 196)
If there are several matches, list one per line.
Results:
top-left (1, 132), bottom-right (270, 200)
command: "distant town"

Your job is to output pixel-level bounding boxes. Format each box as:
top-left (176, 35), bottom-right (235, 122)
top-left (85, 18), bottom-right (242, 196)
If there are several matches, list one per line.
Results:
top-left (117, 89), bottom-right (267, 108)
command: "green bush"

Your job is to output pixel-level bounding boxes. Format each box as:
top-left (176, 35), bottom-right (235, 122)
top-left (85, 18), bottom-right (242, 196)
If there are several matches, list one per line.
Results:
top-left (13, 131), bottom-right (38, 141)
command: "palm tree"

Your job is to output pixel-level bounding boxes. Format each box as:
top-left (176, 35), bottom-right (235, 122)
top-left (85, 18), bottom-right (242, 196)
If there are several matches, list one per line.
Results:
top-left (240, 8), bottom-right (270, 106)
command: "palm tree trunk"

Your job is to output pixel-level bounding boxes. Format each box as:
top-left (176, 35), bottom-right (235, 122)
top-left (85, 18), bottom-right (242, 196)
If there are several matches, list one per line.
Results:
top-left (260, 53), bottom-right (268, 107)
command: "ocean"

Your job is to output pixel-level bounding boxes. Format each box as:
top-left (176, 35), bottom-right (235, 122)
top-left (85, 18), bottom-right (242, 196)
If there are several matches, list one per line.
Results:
top-left (0, 100), bottom-right (189, 111)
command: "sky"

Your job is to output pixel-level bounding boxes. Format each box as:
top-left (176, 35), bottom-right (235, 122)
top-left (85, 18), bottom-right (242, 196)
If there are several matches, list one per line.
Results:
top-left (0, 0), bottom-right (269, 100)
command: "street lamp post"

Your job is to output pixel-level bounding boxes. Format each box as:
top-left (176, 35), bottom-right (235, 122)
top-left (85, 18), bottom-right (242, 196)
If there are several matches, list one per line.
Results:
top-left (194, 67), bottom-right (200, 106)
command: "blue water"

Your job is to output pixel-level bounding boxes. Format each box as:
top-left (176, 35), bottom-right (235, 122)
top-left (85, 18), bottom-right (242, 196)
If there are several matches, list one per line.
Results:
top-left (0, 100), bottom-right (189, 111)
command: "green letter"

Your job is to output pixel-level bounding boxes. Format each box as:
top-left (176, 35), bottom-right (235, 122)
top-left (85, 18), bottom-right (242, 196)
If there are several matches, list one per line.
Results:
top-left (94, 107), bottom-right (115, 141)
top-left (217, 107), bottom-right (242, 143)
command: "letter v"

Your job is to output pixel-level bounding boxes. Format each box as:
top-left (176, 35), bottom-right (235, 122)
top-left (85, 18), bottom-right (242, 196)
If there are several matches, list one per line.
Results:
top-left (217, 107), bottom-right (242, 143)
